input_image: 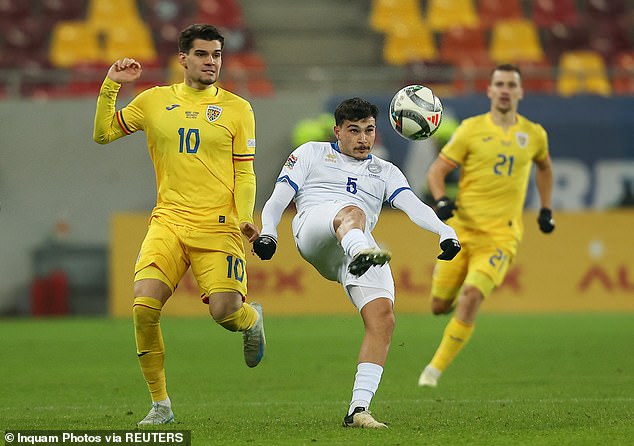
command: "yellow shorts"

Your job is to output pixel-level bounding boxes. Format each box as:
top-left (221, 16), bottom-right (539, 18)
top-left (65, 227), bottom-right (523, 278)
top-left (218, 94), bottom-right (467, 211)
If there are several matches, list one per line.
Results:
top-left (134, 217), bottom-right (248, 302)
top-left (431, 230), bottom-right (517, 301)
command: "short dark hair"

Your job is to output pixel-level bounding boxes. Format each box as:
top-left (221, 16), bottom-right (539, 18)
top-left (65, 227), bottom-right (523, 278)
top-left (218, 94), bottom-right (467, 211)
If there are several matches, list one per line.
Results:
top-left (178, 24), bottom-right (224, 53)
top-left (334, 98), bottom-right (379, 126)
top-left (490, 64), bottom-right (522, 83)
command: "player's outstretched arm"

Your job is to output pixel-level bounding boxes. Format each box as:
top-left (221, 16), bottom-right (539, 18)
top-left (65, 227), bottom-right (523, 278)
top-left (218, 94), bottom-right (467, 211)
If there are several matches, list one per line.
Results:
top-left (390, 189), bottom-right (460, 260)
top-left (253, 182), bottom-right (295, 260)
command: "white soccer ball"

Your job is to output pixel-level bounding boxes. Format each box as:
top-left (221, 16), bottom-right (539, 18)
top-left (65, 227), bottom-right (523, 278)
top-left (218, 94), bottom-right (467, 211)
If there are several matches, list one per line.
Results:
top-left (389, 85), bottom-right (443, 141)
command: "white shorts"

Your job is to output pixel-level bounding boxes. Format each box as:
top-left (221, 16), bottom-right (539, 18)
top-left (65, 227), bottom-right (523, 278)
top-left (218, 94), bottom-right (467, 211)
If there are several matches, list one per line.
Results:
top-left (292, 202), bottom-right (395, 310)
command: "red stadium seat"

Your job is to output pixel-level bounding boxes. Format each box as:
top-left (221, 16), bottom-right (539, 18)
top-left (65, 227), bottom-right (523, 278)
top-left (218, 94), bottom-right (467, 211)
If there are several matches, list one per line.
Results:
top-left (588, 19), bottom-right (632, 64)
top-left (532, 0), bottom-right (579, 28)
top-left (542, 23), bottom-right (589, 65)
top-left (40, 0), bottom-right (86, 21)
top-left (197, 0), bottom-right (244, 27)
top-left (477, 0), bottom-right (523, 29)
top-left (518, 60), bottom-right (555, 93)
top-left (612, 51), bottom-right (634, 94)
top-left (0, 0), bottom-right (32, 20)
top-left (585, 0), bottom-right (626, 21)
top-left (439, 26), bottom-right (489, 65)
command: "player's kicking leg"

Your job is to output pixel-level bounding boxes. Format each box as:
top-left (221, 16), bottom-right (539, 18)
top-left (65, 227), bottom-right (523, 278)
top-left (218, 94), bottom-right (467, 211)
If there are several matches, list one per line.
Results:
top-left (348, 248), bottom-right (392, 277)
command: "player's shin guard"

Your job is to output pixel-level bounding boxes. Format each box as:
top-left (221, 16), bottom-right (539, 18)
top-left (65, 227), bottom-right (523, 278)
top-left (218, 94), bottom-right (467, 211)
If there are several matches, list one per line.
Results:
top-left (133, 297), bottom-right (167, 402)
top-left (430, 317), bottom-right (474, 372)
top-left (216, 302), bottom-right (258, 332)
top-left (349, 362), bottom-right (383, 415)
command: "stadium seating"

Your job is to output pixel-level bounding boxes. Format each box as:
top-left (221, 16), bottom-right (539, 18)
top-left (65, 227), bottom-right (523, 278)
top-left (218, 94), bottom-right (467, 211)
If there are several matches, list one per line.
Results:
top-left (383, 18), bottom-right (437, 65)
top-left (489, 19), bottom-right (545, 63)
top-left (87, 0), bottom-right (143, 29)
top-left (39, 0), bottom-right (85, 21)
top-left (104, 24), bottom-right (158, 63)
top-left (612, 51), bottom-right (634, 94)
top-left (588, 19), bottom-right (632, 63)
top-left (519, 60), bottom-right (555, 93)
top-left (196, 0), bottom-right (244, 27)
top-left (542, 23), bottom-right (589, 64)
top-left (585, 0), bottom-right (626, 20)
top-left (426, 0), bottom-right (480, 32)
top-left (532, 0), bottom-right (579, 28)
top-left (556, 50), bottom-right (612, 96)
top-left (369, 0), bottom-right (424, 32)
top-left (439, 26), bottom-right (489, 66)
top-left (49, 22), bottom-right (103, 68)
top-left (477, 0), bottom-right (523, 29)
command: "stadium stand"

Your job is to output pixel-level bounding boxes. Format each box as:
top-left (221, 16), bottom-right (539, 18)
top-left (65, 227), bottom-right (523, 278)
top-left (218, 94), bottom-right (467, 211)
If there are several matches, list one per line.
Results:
top-left (0, 0), bottom-right (633, 98)
top-left (369, 0), bottom-right (425, 33)
top-left (477, 0), bottom-right (524, 29)
top-left (426, 0), bottom-right (480, 31)
top-left (532, 0), bottom-right (580, 28)
top-left (489, 19), bottom-right (545, 64)
top-left (612, 50), bottom-right (634, 94)
top-left (556, 50), bottom-right (612, 96)
top-left (383, 18), bottom-right (437, 66)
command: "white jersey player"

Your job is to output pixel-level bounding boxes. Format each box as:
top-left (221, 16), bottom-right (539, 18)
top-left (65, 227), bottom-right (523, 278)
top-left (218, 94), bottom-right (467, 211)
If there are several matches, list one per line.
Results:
top-left (253, 98), bottom-right (461, 429)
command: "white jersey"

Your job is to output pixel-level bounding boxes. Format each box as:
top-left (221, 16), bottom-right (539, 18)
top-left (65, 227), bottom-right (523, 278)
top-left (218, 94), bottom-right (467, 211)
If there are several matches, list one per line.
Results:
top-left (276, 141), bottom-right (411, 231)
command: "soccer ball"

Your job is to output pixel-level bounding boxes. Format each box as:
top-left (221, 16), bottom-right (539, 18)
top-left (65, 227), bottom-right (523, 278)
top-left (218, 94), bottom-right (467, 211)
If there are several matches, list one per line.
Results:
top-left (389, 85), bottom-right (443, 141)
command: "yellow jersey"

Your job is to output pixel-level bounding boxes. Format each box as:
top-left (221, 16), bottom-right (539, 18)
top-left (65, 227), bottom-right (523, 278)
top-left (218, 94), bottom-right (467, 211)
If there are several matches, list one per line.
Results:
top-left (94, 78), bottom-right (256, 231)
top-left (440, 112), bottom-right (548, 241)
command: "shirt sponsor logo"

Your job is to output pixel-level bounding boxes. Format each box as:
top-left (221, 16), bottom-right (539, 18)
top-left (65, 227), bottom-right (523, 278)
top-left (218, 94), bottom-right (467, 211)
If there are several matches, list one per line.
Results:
top-left (516, 132), bottom-right (529, 148)
top-left (247, 139), bottom-right (256, 148)
top-left (284, 154), bottom-right (298, 169)
top-left (185, 111), bottom-right (199, 119)
top-left (206, 105), bottom-right (222, 123)
top-left (324, 154), bottom-right (337, 163)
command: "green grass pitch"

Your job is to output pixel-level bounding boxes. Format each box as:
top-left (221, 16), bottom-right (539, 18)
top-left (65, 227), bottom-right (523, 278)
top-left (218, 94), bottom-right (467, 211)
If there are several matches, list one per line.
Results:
top-left (1, 313), bottom-right (633, 445)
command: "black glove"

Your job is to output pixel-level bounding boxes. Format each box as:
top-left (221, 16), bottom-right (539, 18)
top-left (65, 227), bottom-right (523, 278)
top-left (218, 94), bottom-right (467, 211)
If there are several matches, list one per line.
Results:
top-left (537, 208), bottom-right (555, 234)
top-left (437, 238), bottom-right (461, 261)
top-left (253, 235), bottom-right (277, 260)
top-left (435, 196), bottom-right (456, 221)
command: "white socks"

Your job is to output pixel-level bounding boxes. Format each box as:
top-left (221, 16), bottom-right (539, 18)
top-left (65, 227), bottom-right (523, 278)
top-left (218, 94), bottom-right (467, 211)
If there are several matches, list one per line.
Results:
top-left (348, 362), bottom-right (383, 415)
top-left (341, 229), bottom-right (369, 258)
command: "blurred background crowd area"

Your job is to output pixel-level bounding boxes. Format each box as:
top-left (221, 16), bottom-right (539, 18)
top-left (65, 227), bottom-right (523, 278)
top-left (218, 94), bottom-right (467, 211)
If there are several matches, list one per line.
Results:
top-left (0, 0), bottom-right (633, 99)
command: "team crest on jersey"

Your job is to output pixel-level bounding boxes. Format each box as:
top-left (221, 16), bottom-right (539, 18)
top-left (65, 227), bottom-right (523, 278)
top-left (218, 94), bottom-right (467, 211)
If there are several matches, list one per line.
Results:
top-left (368, 163), bottom-right (382, 174)
top-left (516, 132), bottom-right (529, 148)
top-left (285, 154), bottom-right (298, 169)
top-left (205, 105), bottom-right (222, 123)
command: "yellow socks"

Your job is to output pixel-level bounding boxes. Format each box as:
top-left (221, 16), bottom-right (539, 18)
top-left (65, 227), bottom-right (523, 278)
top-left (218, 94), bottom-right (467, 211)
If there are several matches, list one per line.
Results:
top-left (133, 297), bottom-right (167, 402)
top-left (430, 317), bottom-right (475, 372)
top-left (216, 303), bottom-right (258, 332)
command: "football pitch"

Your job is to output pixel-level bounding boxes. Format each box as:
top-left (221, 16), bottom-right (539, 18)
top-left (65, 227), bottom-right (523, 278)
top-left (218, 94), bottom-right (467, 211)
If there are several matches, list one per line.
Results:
top-left (1, 312), bottom-right (633, 445)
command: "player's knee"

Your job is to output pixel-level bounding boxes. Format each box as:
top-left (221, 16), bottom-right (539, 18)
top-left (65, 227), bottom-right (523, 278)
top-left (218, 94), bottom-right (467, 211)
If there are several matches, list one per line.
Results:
top-left (456, 286), bottom-right (484, 319)
top-left (334, 205), bottom-right (366, 233)
top-left (431, 297), bottom-right (453, 315)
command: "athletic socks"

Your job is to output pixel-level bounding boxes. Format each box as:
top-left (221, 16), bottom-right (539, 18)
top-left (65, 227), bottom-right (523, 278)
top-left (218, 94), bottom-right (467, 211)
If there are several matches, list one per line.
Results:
top-left (133, 297), bottom-right (168, 402)
top-left (348, 362), bottom-right (383, 415)
top-left (341, 229), bottom-right (369, 258)
top-left (430, 317), bottom-right (475, 372)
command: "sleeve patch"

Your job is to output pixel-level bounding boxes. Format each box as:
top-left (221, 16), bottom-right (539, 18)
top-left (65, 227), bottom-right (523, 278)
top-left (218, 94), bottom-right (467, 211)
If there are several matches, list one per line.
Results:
top-left (284, 154), bottom-right (298, 169)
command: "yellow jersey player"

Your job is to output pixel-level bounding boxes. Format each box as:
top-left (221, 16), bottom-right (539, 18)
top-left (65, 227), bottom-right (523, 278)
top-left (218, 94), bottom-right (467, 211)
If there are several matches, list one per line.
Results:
top-left (418, 64), bottom-right (555, 388)
top-left (93, 24), bottom-right (265, 425)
